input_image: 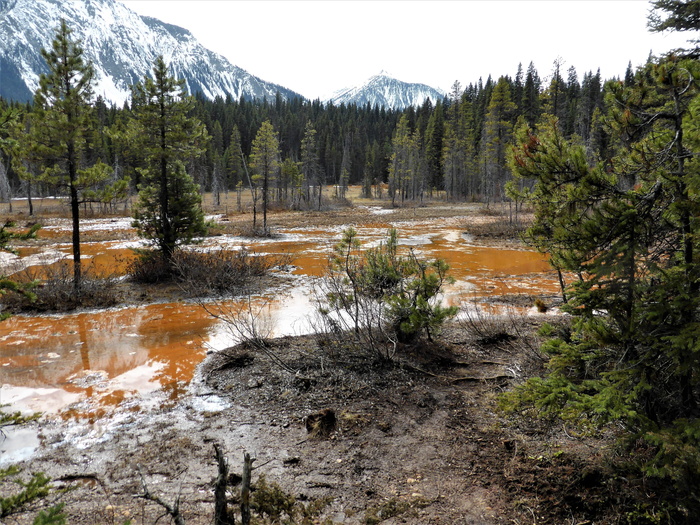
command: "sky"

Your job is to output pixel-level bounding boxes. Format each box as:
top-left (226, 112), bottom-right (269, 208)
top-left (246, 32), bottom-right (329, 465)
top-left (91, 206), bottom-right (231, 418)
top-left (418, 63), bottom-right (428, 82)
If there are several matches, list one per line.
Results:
top-left (122, 0), bottom-right (694, 100)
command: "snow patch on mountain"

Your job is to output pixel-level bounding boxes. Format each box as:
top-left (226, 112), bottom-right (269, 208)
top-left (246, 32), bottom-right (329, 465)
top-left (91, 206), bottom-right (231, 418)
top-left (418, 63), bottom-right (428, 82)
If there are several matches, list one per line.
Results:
top-left (326, 71), bottom-right (446, 110)
top-left (0, 0), bottom-right (300, 104)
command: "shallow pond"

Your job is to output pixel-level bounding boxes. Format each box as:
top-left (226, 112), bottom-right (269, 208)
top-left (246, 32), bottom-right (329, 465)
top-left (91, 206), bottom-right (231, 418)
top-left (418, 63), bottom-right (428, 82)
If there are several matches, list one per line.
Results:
top-left (0, 213), bottom-right (557, 426)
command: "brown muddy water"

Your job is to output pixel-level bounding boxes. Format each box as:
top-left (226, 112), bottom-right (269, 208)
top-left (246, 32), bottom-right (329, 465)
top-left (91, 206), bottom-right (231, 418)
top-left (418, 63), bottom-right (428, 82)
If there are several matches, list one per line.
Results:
top-left (0, 211), bottom-right (558, 460)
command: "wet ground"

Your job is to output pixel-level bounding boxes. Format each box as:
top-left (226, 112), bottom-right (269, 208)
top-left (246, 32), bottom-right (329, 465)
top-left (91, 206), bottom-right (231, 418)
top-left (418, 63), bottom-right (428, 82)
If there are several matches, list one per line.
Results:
top-left (0, 200), bottom-right (612, 525)
top-left (1, 208), bottom-right (557, 425)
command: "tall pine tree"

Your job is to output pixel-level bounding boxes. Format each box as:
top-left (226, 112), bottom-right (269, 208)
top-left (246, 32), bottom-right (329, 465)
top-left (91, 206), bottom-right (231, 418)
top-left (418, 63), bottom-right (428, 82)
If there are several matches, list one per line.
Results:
top-left (129, 56), bottom-right (209, 266)
top-left (250, 120), bottom-right (280, 233)
top-left (30, 20), bottom-right (101, 292)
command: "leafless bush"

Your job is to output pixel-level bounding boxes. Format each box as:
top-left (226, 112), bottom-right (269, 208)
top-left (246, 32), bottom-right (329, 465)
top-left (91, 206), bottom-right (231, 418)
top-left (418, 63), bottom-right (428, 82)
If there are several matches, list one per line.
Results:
top-left (200, 292), bottom-right (296, 373)
top-left (128, 247), bottom-right (290, 296)
top-left (173, 248), bottom-right (290, 297)
top-left (126, 248), bottom-right (171, 283)
top-left (458, 300), bottom-right (544, 361)
top-left (463, 216), bottom-right (529, 240)
top-left (4, 259), bottom-right (121, 312)
top-left (310, 276), bottom-right (395, 362)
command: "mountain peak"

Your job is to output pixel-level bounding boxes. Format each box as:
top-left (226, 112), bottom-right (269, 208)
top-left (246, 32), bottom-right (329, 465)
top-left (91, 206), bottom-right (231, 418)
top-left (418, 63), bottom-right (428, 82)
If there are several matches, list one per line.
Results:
top-left (0, 0), bottom-right (300, 104)
top-left (326, 72), bottom-right (445, 110)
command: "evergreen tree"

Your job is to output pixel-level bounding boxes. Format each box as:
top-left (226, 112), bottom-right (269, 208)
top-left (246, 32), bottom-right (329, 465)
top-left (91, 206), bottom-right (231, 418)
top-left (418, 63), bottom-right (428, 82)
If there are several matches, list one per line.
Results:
top-left (522, 62), bottom-right (541, 127)
top-left (388, 115), bottom-right (421, 205)
top-left (480, 76), bottom-right (516, 203)
top-left (28, 20), bottom-right (101, 292)
top-left (223, 124), bottom-right (245, 190)
top-left (7, 114), bottom-right (41, 216)
top-left (250, 120), bottom-right (280, 233)
top-left (424, 100), bottom-right (445, 193)
top-left (507, 53), bottom-right (700, 518)
top-left (648, 0), bottom-right (700, 57)
top-left (540, 58), bottom-right (568, 126)
top-left (563, 66), bottom-right (581, 137)
top-left (300, 121), bottom-right (323, 209)
top-left (129, 56), bottom-right (209, 265)
top-left (513, 62), bottom-right (524, 117)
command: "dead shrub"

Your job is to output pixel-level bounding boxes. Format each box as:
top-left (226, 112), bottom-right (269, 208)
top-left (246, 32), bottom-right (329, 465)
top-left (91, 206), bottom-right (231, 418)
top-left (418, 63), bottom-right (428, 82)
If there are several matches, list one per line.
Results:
top-left (464, 216), bottom-right (529, 239)
top-left (173, 248), bottom-right (290, 297)
top-left (4, 260), bottom-right (121, 312)
top-left (459, 301), bottom-right (516, 346)
top-left (126, 248), bottom-right (171, 284)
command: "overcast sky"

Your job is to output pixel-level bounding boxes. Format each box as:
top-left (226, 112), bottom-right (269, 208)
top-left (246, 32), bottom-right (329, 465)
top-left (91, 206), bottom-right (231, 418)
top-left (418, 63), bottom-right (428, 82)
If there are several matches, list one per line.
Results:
top-left (122, 0), bottom-right (692, 100)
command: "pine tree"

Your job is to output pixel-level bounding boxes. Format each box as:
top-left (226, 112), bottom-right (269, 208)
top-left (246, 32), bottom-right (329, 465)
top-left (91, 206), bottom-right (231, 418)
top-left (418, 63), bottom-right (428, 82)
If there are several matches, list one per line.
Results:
top-left (648, 0), bottom-right (700, 57)
top-left (508, 53), bottom-right (700, 517)
top-left (522, 62), bottom-right (541, 127)
top-left (424, 100), bottom-right (445, 193)
top-left (129, 56), bottom-right (209, 265)
top-left (28, 20), bottom-right (100, 292)
top-left (387, 115), bottom-right (420, 205)
top-left (480, 76), bottom-right (516, 203)
top-left (540, 57), bottom-right (568, 126)
top-left (250, 120), bottom-right (280, 233)
top-left (300, 122), bottom-right (322, 209)
top-left (223, 124), bottom-right (245, 190)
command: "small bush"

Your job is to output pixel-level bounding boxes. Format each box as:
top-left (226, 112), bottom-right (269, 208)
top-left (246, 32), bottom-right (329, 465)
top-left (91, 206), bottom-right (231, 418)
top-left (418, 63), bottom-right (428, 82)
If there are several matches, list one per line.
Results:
top-left (126, 248), bottom-right (171, 284)
top-left (173, 248), bottom-right (290, 297)
top-left (363, 498), bottom-right (412, 524)
top-left (464, 216), bottom-right (529, 239)
top-left (251, 474), bottom-right (332, 524)
top-left (3, 260), bottom-right (120, 313)
top-left (128, 247), bottom-right (289, 295)
top-left (317, 228), bottom-right (457, 358)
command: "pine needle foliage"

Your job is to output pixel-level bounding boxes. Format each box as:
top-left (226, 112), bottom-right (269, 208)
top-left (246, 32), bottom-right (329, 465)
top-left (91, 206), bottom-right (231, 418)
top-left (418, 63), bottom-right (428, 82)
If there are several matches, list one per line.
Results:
top-left (319, 228), bottom-right (457, 358)
top-left (128, 56), bottom-right (209, 268)
top-left (503, 53), bottom-right (700, 521)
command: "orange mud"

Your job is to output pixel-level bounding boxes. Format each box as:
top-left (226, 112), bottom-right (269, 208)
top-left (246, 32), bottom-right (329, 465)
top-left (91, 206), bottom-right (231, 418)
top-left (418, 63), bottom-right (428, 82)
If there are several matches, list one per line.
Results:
top-left (1, 215), bottom-right (559, 419)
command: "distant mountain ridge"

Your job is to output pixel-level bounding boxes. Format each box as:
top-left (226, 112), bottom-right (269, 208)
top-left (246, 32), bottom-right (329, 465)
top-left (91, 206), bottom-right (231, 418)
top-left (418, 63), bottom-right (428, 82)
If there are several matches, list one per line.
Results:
top-left (0, 0), bottom-right (301, 104)
top-left (0, 1), bottom-right (446, 110)
top-left (326, 71), bottom-right (446, 109)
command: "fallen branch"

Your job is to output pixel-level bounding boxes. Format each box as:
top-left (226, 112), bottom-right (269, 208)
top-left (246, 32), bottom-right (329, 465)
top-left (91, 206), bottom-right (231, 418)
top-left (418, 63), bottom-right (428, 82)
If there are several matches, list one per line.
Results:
top-left (136, 464), bottom-right (186, 525)
top-left (451, 374), bottom-right (512, 383)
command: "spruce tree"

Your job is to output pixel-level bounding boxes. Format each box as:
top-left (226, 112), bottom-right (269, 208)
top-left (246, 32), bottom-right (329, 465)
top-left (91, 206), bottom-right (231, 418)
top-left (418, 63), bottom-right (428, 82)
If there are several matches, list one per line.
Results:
top-left (522, 62), bottom-right (542, 127)
top-left (300, 122), bottom-right (322, 209)
top-left (424, 100), bottom-right (445, 193)
top-left (129, 56), bottom-right (209, 266)
top-left (480, 76), bottom-right (516, 203)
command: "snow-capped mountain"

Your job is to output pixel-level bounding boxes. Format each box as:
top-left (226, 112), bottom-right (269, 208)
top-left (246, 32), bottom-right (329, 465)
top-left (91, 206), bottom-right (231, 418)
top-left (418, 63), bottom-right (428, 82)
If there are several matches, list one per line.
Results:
top-left (0, 0), bottom-right (300, 104)
top-left (326, 71), bottom-right (445, 110)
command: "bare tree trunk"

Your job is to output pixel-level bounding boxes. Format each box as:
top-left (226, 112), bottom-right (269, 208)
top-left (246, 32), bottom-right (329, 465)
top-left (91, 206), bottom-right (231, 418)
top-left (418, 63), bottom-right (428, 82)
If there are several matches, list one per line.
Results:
top-left (213, 444), bottom-right (233, 525)
top-left (241, 452), bottom-right (255, 525)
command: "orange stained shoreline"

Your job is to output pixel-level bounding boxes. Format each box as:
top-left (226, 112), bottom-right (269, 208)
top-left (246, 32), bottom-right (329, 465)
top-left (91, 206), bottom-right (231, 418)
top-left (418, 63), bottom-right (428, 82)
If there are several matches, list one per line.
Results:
top-left (1, 217), bottom-right (556, 420)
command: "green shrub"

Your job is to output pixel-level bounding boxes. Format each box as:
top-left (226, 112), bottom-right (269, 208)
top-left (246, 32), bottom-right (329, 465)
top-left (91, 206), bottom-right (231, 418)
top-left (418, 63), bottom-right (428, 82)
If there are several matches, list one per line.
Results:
top-left (318, 228), bottom-right (457, 358)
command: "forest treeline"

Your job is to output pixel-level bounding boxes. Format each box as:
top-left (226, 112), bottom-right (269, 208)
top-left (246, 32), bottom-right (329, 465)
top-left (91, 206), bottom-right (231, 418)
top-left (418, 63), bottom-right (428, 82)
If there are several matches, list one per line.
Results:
top-left (0, 55), bottom-right (618, 210)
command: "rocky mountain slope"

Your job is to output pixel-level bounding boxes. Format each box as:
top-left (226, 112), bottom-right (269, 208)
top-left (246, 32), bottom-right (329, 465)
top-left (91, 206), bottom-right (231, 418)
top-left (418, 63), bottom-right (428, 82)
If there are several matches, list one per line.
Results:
top-left (0, 0), bottom-right (300, 104)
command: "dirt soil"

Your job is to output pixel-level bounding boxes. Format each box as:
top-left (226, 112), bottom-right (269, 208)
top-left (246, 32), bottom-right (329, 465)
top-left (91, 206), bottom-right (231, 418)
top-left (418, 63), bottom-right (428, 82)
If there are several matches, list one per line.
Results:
top-left (3, 200), bottom-right (626, 524)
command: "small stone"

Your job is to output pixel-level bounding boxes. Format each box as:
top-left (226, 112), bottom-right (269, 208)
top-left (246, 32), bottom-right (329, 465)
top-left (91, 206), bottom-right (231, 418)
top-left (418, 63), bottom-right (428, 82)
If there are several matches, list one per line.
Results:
top-left (247, 378), bottom-right (263, 389)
